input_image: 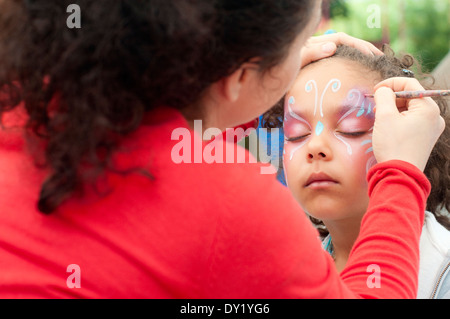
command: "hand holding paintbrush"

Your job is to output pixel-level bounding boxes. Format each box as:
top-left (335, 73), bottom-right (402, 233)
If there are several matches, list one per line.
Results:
top-left (369, 77), bottom-right (445, 172)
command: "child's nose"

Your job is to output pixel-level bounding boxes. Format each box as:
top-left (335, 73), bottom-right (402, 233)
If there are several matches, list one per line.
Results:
top-left (306, 130), bottom-right (332, 161)
top-left (308, 151), bottom-right (327, 160)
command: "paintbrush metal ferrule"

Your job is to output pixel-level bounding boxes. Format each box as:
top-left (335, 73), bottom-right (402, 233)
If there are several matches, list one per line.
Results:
top-left (364, 90), bottom-right (450, 99)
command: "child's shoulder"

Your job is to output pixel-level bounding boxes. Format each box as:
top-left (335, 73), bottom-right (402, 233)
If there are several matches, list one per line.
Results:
top-left (418, 211), bottom-right (450, 298)
top-left (422, 211), bottom-right (450, 255)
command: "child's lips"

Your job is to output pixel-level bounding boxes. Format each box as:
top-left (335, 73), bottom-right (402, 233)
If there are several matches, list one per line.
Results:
top-left (305, 172), bottom-right (339, 188)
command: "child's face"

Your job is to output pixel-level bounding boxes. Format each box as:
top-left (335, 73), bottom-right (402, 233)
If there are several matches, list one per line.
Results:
top-left (283, 59), bottom-right (379, 222)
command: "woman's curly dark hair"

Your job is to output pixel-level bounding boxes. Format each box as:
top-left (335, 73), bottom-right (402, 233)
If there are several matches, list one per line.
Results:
top-left (262, 44), bottom-right (450, 234)
top-left (0, 0), bottom-right (314, 214)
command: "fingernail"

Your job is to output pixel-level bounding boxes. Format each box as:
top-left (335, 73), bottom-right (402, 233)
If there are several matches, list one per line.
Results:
top-left (322, 42), bottom-right (335, 53)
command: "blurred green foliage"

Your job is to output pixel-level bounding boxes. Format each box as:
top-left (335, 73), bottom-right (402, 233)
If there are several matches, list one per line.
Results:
top-left (329, 0), bottom-right (350, 18)
top-left (323, 0), bottom-right (450, 72)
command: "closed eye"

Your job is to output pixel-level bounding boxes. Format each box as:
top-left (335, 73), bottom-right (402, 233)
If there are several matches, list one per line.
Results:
top-left (337, 131), bottom-right (367, 138)
top-left (285, 134), bottom-right (310, 142)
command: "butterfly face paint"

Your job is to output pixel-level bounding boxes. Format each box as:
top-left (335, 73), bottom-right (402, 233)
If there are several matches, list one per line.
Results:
top-left (282, 59), bottom-right (379, 228)
top-left (305, 79), bottom-right (342, 118)
top-left (284, 78), bottom-right (343, 162)
top-left (332, 89), bottom-right (375, 160)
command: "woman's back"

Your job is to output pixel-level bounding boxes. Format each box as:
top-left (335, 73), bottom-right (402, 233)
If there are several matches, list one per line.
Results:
top-left (0, 106), bottom-right (332, 298)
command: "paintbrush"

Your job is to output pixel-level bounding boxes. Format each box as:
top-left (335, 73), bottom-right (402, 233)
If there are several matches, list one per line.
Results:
top-left (364, 90), bottom-right (450, 99)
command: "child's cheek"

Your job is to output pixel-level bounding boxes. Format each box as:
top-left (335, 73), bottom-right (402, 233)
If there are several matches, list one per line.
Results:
top-left (283, 139), bottom-right (307, 168)
top-left (334, 136), bottom-right (377, 178)
top-left (282, 117), bottom-right (311, 164)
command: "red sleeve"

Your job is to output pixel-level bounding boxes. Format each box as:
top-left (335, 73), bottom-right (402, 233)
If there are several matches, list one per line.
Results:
top-left (205, 159), bottom-right (429, 299)
top-left (221, 119), bottom-right (259, 143)
top-left (340, 160), bottom-right (430, 298)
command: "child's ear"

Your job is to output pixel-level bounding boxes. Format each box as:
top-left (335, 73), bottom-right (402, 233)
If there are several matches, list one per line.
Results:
top-left (220, 58), bottom-right (261, 102)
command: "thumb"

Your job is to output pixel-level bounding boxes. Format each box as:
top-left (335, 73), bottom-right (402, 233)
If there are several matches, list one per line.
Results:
top-left (374, 86), bottom-right (398, 116)
top-left (301, 42), bottom-right (337, 68)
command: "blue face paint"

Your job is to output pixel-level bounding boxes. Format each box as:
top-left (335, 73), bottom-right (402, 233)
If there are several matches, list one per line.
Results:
top-left (316, 121), bottom-right (324, 136)
top-left (357, 100), bottom-right (366, 117)
top-left (288, 96), bottom-right (295, 105)
top-left (367, 102), bottom-right (372, 115)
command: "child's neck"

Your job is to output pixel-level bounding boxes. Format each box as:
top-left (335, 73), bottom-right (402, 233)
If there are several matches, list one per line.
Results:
top-left (324, 216), bottom-right (363, 273)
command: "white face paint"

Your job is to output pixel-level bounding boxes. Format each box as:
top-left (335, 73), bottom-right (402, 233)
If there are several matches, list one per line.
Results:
top-left (318, 79), bottom-right (341, 117)
top-left (282, 58), bottom-right (379, 230)
top-left (361, 127), bottom-right (376, 174)
top-left (285, 78), bottom-right (343, 161)
top-left (284, 79), bottom-right (377, 163)
top-left (285, 96), bottom-right (311, 161)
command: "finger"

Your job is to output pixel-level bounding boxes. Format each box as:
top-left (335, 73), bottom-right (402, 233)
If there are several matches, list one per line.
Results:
top-left (300, 42), bottom-right (337, 68)
top-left (374, 77), bottom-right (434, 109)
top-left (374, 77), bottom-right (424, 92)
top-left (307, 33), bottom-right (383, 56)
top-left (374, 86), bottom-right (399, 117)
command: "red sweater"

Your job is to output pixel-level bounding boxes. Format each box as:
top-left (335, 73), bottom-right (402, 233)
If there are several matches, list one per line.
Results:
top-left (0, 106), bottom-right (429, 298)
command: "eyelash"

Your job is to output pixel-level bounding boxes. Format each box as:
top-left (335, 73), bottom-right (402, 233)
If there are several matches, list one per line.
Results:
top-left (285, 134), bottom-right (310, 142)
top-left (285, 131), bottom-right (367, 142)
top-left (337, 131), bottom-right (367, 138)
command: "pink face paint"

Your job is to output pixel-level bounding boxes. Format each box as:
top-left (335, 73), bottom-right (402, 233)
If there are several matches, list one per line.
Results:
top-left (337, 89), bottom-right (364, 124)
top-left (286, 84), bottom-right (375, 164)
top-left (284, 96), bottom-right (312, 161)
top-left (287, 97), bottom-right (312, 129)
top-left (333, 89), bottom-right (375, 156)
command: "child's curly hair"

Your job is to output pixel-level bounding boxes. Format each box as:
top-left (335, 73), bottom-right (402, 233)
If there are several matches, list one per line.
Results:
top-left (262, 44), bottom-right (450, 234)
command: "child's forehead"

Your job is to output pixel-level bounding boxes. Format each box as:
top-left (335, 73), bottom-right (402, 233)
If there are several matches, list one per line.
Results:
top-left (286, 59), bottom-right (376, 116)
top-left (293, 59), bottom-right (367, 91)
top-left (293, 59), bottom-right (373, 89)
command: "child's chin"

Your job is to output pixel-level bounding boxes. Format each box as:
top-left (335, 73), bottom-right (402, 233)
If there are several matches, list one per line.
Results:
top-left (301, 200), bottom-right (348, 220)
